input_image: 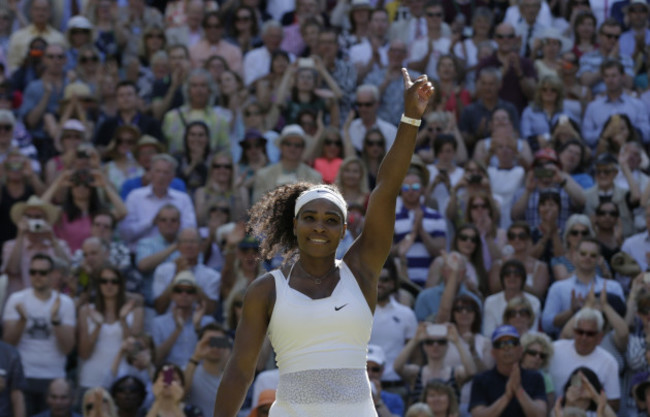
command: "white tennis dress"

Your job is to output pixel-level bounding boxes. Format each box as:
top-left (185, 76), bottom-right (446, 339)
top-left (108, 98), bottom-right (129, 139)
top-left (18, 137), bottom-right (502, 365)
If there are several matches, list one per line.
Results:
top-left (267, 260), bottom-right (377, 416)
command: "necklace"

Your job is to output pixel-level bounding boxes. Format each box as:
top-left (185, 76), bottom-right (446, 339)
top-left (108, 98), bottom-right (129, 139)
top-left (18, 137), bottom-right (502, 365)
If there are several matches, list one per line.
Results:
top-left (296, 261), bottom-right (338, 285)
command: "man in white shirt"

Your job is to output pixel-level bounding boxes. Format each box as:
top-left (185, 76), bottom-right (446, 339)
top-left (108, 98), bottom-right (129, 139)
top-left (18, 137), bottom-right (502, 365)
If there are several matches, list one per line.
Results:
top-left (369, 260), bottom-right (417, 385)
top-left (119, 154), bottom-right (197, 248)
top-left (165, 0), bottom-right (204, 48)
top-left (407, 1), bottom-right (451, 79)
top-left (548, 307), bottom-right (620, 410)
top-left (350, 9), bottom-right (390, 82)
top-left (243, 21), bottom-right (288, 86)
top-left (621, 205), bottom-right (650, 271)
top-left (347, 84), bottom-right (397, 151)
top-left (2, 254), bottom-right (75, 416)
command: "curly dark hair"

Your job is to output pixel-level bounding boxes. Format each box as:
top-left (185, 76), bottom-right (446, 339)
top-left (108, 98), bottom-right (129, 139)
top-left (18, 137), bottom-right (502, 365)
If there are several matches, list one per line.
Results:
top-left (247, 182), bottom-right (343, 262)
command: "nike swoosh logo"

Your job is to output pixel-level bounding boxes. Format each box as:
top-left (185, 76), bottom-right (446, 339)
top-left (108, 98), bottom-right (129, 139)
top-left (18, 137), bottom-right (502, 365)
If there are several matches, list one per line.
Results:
top-left (334, 304), bottom-right (348, 311)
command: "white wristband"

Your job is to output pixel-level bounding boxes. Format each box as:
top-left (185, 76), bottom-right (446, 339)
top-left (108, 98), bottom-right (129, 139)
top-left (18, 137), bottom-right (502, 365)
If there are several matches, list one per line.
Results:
top-left (400, 114), bottom-right (421, 127)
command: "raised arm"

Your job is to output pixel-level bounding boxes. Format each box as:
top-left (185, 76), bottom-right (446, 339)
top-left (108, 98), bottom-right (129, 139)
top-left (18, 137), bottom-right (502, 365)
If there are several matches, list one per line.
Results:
top-left (344, 70), bottom-right (434, 302)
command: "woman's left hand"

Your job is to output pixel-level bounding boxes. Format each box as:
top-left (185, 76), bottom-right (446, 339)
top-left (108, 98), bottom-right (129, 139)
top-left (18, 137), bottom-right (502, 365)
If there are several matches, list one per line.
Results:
top-left (402, 69), bottom-right (434, 119)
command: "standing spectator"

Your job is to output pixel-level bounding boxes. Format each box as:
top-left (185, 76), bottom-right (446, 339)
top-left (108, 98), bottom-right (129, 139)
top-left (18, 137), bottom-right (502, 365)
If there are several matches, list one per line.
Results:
top-left (394, 171), bottom-right (447, 287)
top-left (619, 0), bottom-right (650, 61)
top-left (548, 307), bottom-right (621, 409)
top-left (475, 22), bottom-right (537, 114)
top-left (152, 271), bottom-right (215, 367)
top-left (519, 333), bottom-right (555, 409)
top-left (407, 0), bottom-right (452, 80)
top-left (189, 12), bottom-right (243, 73)
top-left (119, 154), bottom-right (197, 248)
top-left (152, 228), bottom-right (221, 315)
top-left (151, 45), bottom-right (190, 121)
top-left (2, 254), bottom-right (75, 416)
top-left (31, 379), bottom-right (80, 417)
top-left (347, 84), bottom-right (398, 152)
top-left (2, 196), bottom-right (71, 293)
top-left (541, 238), bottom-right (625, 335)
top-left (577, 19), bottom-right (634, 96)
top-left (571, 12), bottom-right (598, 59)
top-left (251, 125), bottom-right (322, 203)
top-left (94, 81), bottom-right (163, 149)
top-left (317, 28), bottom-right (357, 121)
top-left (5, 0), bottom-right (66, 73)
top-left (582, 60), bottom-right (650, 146)
top-left (390, 0), bottom-right (434, 45)
top-left (369, 259), bottom-right (418, 388)
top-left (515, 0), bottom-right (548, 59)
top-left (185, 324), bottom-right (232, 416)
top-left (469, 325), bottom-right (547, 416)
top-left (349, 9), bottom-right (390, 84)
top-left (243, 21), bottom-right (286, 87)
top-left (0, 339), bottom-right (26, 417)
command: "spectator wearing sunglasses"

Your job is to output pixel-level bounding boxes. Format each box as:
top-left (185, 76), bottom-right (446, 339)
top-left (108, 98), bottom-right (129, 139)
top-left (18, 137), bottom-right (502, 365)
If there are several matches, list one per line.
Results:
top-left (548, 307), bottom-right (621, 411)
top-left (519, 332), bottom-right (555, 410)
top-left (152, 270), bottom-right (215, 367)
top-left (394, 170), bottom-right (446, 287)
top-left (592, 201), bottom-right (621, 267)
top-left (365, 344), bottom-right (405, 417)
top-left (469, 325), bottom-right (547, 417)
top-left (542, 237), bottom-right (625, 335)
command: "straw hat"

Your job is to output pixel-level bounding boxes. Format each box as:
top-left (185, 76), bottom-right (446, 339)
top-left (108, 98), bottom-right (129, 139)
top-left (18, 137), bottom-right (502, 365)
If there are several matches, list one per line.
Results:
top-left (10, 196), bottom-right (60, 225)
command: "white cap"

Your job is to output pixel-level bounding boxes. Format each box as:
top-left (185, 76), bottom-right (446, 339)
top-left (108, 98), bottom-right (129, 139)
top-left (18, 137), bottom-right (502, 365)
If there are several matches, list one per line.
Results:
top-left (67, 15), bottom-right (93, 31)
top-left (367, 344), bottom-right (386, 366)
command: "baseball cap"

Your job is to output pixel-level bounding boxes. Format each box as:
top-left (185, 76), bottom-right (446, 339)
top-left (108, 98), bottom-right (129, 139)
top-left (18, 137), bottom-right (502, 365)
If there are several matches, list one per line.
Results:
top-left (491, 325), bottom-right (520, 343)
top-left (238, 235), bottom-right (260, 249)
top-left (367, 344), bottom-right (386, 366)
top-left (172, 270), bottom-right (197, 288)
top-left (62, 119), bottom-right (86, 133)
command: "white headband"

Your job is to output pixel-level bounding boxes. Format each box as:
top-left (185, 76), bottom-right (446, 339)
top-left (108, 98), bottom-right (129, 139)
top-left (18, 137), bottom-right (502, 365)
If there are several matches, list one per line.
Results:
top-left (294, 186), bottom-right (348, 221)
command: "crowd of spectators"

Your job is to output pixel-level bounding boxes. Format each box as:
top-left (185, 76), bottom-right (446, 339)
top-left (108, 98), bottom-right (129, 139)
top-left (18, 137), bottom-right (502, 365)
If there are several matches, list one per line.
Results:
top-left (2, 0), bottom-right (650, 415)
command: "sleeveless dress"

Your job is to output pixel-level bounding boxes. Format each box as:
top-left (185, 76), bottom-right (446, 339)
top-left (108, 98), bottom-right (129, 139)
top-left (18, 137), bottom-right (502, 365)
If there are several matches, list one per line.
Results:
top-left (267, 260), bottom-right (377, 416)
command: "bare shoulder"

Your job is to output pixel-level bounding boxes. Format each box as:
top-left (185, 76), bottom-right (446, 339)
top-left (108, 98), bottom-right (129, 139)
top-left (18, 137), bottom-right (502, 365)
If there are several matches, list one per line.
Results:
top-left (244, 272), bottom-right (277, 318)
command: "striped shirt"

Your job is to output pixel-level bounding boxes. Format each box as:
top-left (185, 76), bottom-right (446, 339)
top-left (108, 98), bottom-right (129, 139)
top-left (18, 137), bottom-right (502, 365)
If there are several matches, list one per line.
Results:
top-left (394, 205), bottom-right (446, 286)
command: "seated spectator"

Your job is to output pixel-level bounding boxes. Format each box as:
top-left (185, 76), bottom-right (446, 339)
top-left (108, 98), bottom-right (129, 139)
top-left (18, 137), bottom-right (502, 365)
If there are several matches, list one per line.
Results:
top-left (304, 127), bottom-right (350, 185)
top-left (394, 322), bottom-right (475, 404)
top-left (333, 157), bottom-right (370, 209)
top-left (347, 84), bottom-right (397, 152)
top-left (152, 228), bottom-right (220, 315)
top-left (110, 376), bottom-right (147, 417)
top-left (78, 266), bottom-right (144, 391)
top-left (251, 125), bottom-right (322, 204)
top-left (42, 169), bottom-right (127, 252)
top-left (72, 211), bottom-right (132, 271)
top-left (621, 205), bottom-right (650, 271)
top-left (109, 335), bottom-right (156, 387)
top-left (423, 132), bottom-right (467, 215)
top-left (120, 136), bottom-right (187, 200)
top-left (152, 271), bottom-right (215, 367)
top-left (519, 332), bottom-right (555, 409)
top-left (420, 379), bottom-right (460, 417)
top-left (81, 387), bottom-right (117, 417)
top-left (185, 324), bottom-right (232, 416)
top-left (616, 142), bottom-right (650, 233)
top-left (174, 121), bottom-right (211, 196)
top-left (503, 296), bottom-right (537, 337)
top-left (102, 125), bottom-right (145, 192)
top-left (2, 254), bottom-right (76, 416)
top-left (595, 114), bottom-right (642, 158)
top-left (592, 201), bottom-right (621, 267)
top-left (44, 120), bottom-right (86, 186)
top-left (473, 108), bottom-right (533, 169)
top-left (394, 170), bottom-right (447, 287)
top-left (489, 222), bottom-right (550, 299)
top-left (557, 138), bottom-right (594, 190)
top-left (464, 193), bottom-right (506, 269)
top-left (243, 21), bottom-right (286, 87)
top-left (0, 339), bottom-right (26, 417)
top-left (548, 308), bottom-right (621, 410)
top-left (0, 110), bottom-right (41, 174)
top-left (32, 378), bottom-right (80, 417)
top-left (415, 251), bottom-right (482, 322)
top-left (358, 127), bottom-right (387, 191)
top-left (148, 363), bottom-right (206, 417)
top-left (552, 214), bottom-right (611, 280)
top-left (529, 190), bottom-right (565, 265)
top-left (542, 238), bottom-right (625, 335)
top-left (235, 128), bottom-right (271, 198)
top-left (559, 367), bottom-right (617, 417)
top-left (584, 153), bottom-right (637, 238)
top-left (445, 160), bottom-right (495, 228)
top-left (119, 154), bottom-right (197, 249)
top-left (571, 12), bottom-right (598, 59)
top-left (367, 343), bottom-right (406, 415)
top-left (469, 325), bottom-right (547, 416)
top-left (483, 259), bottom-right (541, 337)
top-left (189, 11), bottom-right (243, 72)
top-left (531, 28), bottom-right (570, 79)
top-left (581, 59), bottom-right (649, 146)
top-left (3, 196), bottom-right (71, 293)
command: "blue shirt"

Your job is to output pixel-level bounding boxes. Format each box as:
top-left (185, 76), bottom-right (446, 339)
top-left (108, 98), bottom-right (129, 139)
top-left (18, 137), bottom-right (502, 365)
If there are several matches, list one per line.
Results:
top-left (152, 312), bottom-right (214, 367)
top-left (135, 234), bottom-right (180, 305)
top-left (414, 282), bottom-right (482, 322)
top-left (576, 51), bottom-right (634, 95)
top-left (520, 106), bottom-right (575, 138)
top-left (541, 274), bottom-right (625, 334)
top-left (120, 176), bottom-right (186, 200)
top-left (381, 390), bottom-right (405, 416)
top-left (581, 93), bottom-right (650, 145)
top-left (620, 29), bottom-right (650, 58)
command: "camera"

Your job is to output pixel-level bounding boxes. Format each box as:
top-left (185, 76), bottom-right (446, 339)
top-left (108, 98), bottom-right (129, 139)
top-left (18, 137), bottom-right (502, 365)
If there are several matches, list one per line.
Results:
top-left (28, 219), bottom-right (47, 233)
top-left (426, 324), bottom-right (448, 337)
top-left (297, 57), bottom-right (315, 68)
top-left (534, 167), bottom-right (554, 179)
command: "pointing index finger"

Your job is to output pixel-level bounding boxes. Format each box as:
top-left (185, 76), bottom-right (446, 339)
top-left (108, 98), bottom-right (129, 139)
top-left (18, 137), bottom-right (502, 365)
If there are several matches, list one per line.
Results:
top-left (402, 68), bottom-right (411, 88)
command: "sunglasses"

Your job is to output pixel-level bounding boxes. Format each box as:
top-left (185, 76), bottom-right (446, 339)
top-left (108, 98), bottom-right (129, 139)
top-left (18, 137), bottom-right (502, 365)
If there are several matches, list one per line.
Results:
top-left (80, 56), bottom-right (99, 63)
top-left (507, 231), bottom-right (529, 240)
top-left (146, 33), bottom-right (165, 39)
top-left (426, 11), bottom-right (443, 17)
top-left (507, 308), bottom-right (531, 318)
top-left (356, 101), bottom-right (375, 108)
top-left (453, 305), bottom-right (474, 313)
top-left (70, 28), bottom-right (90, 35)
top-left (470, 203), bottom-right (488, 210)
top-left (596, 209), bottom-right (618, 217)
top-left (29, 269), bottom-right (50, 276)
top-left (525, 349), bottom-right (548, 360)
top-left (495, 33), bottom-right (516, 39)
top-left (423, 339), bottom-right (448, 346)
top-left (173, 287), bottom-right (197, 295)
top-left (100, 278), bottom-right (119, 285)
top-left (579, 251), bottom-right (599, 259)
top-left (0, 124), bottom-right (13, 132)
top-left (242, 141), bottom-right (264, 150)
top-left (457, 233), bottom-right (477, 243)
top-left (493, 339), bottom-right (520, 349)
top-left (569, 229), bottom-right (590, 237)
top-left (204, 24), bottom-right (222, 29)
top-left (574, 328), bottom-right (598, 337)
top-left (324, 139), bottom-right (342, 146)
top-left (244, 110), bottom-right (262, 117)
top-left (46, 54), bottom-right (66, 60)
top-left (365, 140), bottom-right (384, 147)
top-left (601, 32), bottom-right (620, 40)
top-left (401, 183), bottom-right (421, 192)
top-left (212, 163), bottom-right (232, 170)
top-left (283, 141), bottom-right (304, 149)
top-left (117, 138), bottom-right (136, 145)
